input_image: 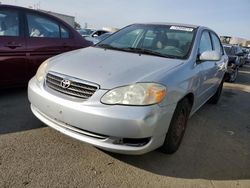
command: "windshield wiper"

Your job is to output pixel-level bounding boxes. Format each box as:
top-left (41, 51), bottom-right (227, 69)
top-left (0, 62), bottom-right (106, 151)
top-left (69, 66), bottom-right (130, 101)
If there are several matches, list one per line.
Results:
top-left (120, 47), bottom-right (177, 59)
top-left (96, 44), bottom-right (121, 50)
top-left (97, 45), bottom-right (178, 59)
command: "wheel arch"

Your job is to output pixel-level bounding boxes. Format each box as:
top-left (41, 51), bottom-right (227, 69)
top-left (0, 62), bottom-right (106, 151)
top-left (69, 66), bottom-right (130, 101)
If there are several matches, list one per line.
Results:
top-left (178, 92), bottom-right (194, 109)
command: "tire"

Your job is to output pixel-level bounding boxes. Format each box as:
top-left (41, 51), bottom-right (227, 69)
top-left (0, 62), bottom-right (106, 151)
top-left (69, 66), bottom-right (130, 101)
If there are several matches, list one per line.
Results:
top-left (208, 79), bottom-right (224, 104)
top-left (161, 98), bottom-right (191, 154)
top-left (229, 67), bottom-right (238, 83)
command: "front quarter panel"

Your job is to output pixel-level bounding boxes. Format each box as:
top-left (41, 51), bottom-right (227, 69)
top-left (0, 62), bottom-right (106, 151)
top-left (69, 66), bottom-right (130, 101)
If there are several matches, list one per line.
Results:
top-left (158, 58), bottom-right (201, 111)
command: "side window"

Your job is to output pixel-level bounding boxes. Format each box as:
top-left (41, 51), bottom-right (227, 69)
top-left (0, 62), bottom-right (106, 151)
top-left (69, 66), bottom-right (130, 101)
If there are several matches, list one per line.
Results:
top-left (27, 14), bottom-right (60, 38)
top-left (0, 10), bottom-right (19, 36)
top-left (199, 31), bottom-right (212, 54)
top-left (60, 25), bottom-right (69, 38)
top-left (211, 33), bottom-right (223, 55)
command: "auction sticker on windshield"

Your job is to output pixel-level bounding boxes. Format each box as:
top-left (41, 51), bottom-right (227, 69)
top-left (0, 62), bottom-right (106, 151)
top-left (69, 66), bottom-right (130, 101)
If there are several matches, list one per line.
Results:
top-left (170, 26), bottom-right (194, 32)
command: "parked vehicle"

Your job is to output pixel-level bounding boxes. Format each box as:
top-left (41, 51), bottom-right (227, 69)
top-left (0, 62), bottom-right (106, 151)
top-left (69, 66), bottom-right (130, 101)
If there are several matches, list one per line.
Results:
top-left (77, 28), bottom-right (110, 45)
top-left (29, 23), bottom-right (227, 155)
top-left (239, 47), bottom-right (246, 66)
top-left (84, 30), bottom-right (110, 43)
top-left (242, 47), bottom-right (250, 64)
top-left (77, 28), bottom-right (96, 37)
top-left (223, 44), bottom-right (244, 82)
top-left (246, 53), bottom-right (250, 63)
top-left (88, 32), bottom-right (112, 45)
top-left (0, 5), bottom-right (91, 87)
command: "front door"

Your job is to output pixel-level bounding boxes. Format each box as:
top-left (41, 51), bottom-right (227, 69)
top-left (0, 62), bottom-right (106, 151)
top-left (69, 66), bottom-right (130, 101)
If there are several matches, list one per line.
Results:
top-left (196, 31), bottom-right (217, 106)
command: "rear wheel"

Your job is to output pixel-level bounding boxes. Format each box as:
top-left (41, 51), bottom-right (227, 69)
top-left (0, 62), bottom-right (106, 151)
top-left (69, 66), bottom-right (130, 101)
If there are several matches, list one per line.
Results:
top-left (161, 98), bottom-right (191, 154)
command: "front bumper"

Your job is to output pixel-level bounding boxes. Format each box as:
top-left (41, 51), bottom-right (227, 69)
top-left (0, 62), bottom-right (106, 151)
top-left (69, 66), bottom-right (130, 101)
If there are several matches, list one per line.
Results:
top-left (28, 77), bottom-right (176, 154)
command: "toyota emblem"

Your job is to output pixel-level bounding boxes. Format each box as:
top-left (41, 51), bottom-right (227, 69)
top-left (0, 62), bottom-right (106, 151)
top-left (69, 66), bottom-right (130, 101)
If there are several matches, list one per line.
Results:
top-left (60, 79), bottom-right (71, 89)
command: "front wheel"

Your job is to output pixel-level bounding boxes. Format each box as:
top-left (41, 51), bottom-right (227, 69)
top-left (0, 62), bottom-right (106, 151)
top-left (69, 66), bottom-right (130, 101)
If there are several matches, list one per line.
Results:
top-left (161, 98), bottom-right (191, 154)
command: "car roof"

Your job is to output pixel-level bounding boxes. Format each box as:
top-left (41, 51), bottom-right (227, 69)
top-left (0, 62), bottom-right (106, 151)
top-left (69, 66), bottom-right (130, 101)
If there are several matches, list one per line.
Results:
top-left (0, 4), bottom-right (71, 26)
top-left (135, 22), bottom-right (200, 28)
top-left (0, 4), bottom-right (40, 11)
top-left (132, 22), bottom-right (220, 35)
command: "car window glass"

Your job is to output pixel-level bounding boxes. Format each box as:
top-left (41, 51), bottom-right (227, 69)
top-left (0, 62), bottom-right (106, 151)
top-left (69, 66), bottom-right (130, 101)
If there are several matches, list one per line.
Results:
top-left (61, 25), bottom-right (69, 38)
top-left (0, 10), bottom-right (19, 36)
top-left (142, 30), bottom-right (157, 48)
top-left (211, 33), bottom-right (222, 55)
top-left (166, 31), bottom-right (194, 55)
top-left (235, 46), bottom-right (243, 54)
top-left (110, 28), bottom-right (144, 48)
top-left (199, 31), bottom-right (212, 54)
top-left (232, 47), bottom-right (236, 54)
top-left (98, 24), bottom-right (196, 59)
top-left (27, 14), bottom-right (60, 38)
top-left (224, 46), bottom-right (233, 55)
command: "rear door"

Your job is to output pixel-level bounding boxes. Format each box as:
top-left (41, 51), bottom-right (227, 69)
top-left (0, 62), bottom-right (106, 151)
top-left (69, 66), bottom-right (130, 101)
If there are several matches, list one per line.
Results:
top-left (25, 12), bottom-right (70, 79)
top-left (0, 8), bottom-right (28, 86)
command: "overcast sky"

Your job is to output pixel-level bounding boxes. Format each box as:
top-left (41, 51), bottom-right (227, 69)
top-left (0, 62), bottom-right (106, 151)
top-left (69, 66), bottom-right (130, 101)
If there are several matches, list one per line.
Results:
top-left (1, 0), bottom-right (250, 39)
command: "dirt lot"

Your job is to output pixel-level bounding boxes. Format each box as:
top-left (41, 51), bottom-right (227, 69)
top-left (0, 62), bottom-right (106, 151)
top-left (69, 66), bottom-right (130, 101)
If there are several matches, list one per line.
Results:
top-left (0, 65), bottom-right (250, 188)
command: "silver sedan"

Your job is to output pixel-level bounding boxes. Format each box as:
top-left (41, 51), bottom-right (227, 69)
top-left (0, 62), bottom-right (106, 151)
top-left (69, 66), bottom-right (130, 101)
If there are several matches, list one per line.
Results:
top-left (28, 23), bottom-right (228, 155)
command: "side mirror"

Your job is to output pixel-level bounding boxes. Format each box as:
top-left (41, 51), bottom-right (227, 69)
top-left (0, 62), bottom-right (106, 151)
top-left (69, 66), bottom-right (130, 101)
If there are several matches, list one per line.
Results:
top-left (199, 50), bottom-right (221, 61)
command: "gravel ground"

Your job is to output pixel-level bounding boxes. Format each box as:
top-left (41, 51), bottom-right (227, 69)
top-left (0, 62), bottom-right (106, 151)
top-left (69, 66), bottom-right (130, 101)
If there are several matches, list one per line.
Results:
top-left (0, 65), bottom-right (250, 188)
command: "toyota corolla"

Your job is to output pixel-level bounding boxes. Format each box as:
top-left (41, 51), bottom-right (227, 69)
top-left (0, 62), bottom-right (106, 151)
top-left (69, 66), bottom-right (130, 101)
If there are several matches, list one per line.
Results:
top-left (28, 23), bottom-right (227, 155)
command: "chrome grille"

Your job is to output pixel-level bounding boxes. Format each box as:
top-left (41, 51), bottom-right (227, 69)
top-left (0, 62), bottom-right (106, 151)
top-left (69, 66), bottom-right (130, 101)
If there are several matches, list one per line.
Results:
top-left (46, 72), bottom-right (98, 99)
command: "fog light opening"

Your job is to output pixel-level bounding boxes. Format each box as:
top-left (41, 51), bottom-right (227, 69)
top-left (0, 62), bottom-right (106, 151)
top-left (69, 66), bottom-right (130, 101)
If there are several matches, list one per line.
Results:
top-left (113, 137), bottom-right (151, 147)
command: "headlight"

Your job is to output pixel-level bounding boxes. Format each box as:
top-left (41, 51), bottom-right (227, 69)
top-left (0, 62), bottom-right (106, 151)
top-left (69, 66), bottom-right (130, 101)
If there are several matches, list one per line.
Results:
top-left (101, 83), bottom-right (166, 105)
top-left (35, 59), bottom-right (48, 82)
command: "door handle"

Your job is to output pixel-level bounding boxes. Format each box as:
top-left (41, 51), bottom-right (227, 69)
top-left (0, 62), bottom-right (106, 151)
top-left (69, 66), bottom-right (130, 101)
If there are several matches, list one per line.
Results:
top-left (5, 42), bottom-right (22, 49)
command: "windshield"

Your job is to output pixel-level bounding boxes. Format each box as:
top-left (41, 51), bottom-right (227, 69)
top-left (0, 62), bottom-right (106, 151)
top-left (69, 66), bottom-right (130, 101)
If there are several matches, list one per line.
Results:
top-left (224, 46), bottom-right (232, 55)
top-left (96, 24), bottom-right (196, 59)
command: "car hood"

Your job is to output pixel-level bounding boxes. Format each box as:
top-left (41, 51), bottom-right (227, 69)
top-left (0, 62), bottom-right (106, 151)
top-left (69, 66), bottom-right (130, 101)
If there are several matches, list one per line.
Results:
top-left (48, 47), bottom-right (184, 89)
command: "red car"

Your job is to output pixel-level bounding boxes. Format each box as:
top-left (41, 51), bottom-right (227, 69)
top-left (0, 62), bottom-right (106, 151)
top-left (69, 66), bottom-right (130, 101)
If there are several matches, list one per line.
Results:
top-left (0, 5), bottom-right (91, 87)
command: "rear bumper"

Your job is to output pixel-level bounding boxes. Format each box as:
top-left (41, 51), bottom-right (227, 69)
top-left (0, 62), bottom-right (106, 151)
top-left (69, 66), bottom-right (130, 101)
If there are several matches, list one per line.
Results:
top-left (28, 77), bottom-right (176, 154)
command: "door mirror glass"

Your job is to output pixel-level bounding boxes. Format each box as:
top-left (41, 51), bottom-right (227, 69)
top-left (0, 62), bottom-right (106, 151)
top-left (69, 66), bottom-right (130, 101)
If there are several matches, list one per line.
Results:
top-left (199, 50), bottom-right (221, 61)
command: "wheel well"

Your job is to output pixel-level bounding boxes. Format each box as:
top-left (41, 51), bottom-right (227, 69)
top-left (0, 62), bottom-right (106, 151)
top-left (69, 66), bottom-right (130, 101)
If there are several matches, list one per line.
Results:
top-left (182, 93), bottom-right (194, 108)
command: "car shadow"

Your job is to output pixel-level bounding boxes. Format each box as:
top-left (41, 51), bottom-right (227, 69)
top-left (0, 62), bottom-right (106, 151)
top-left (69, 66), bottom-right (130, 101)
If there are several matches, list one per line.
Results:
top-left (0, 87), bottom-right (44, 135)
top-left (106, 70), bottom-right (250, 180)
